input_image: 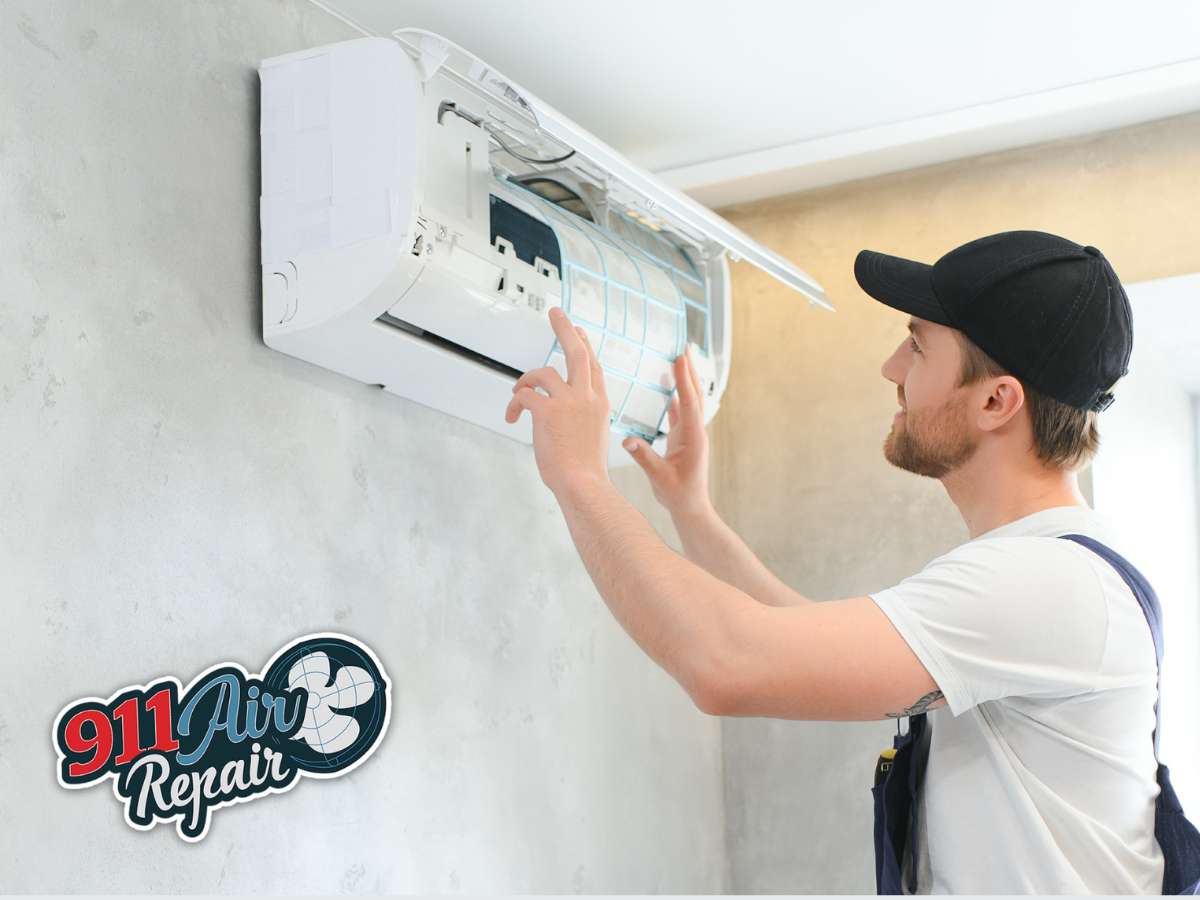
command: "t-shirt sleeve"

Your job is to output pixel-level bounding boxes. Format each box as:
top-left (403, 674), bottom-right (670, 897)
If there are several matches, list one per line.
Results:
top-left (868, 536), bottom-right (1110, 716)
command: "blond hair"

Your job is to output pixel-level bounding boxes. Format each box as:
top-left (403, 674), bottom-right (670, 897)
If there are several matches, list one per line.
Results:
top-left (954, 331), bottom-right (1101, 472)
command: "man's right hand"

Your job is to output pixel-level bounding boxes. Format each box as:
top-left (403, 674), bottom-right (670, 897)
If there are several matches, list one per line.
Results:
top-left (622, 345), bottom-right (712, 518)
top-left (622, 349), bottom-right (809, 607)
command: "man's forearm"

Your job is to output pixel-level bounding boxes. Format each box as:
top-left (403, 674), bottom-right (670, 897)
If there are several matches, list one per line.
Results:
top-left (552, 475), bottom-right (764, 706)
top-left (669, 503), bottom-right (812, 607)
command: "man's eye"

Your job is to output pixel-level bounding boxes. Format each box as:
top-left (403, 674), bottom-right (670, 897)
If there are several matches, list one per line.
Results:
top-left (908, 337), bottom-right (922, 354)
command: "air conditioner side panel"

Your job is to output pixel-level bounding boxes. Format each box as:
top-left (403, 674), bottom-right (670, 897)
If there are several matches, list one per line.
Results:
top-left (259, 36), bottom-right (422, 334)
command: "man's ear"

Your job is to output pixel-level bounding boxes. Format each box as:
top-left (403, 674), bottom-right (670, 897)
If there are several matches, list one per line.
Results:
top-left (978, 376), bottom-right (1025, 431)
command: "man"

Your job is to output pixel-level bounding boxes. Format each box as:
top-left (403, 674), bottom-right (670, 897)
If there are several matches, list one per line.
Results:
top-left (503, 230), bottom-right (1162, 893)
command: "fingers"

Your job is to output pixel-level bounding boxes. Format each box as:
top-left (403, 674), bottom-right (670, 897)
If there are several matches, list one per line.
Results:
top-left (679, 347), bottom-right (706, 420)
top-left (575, 325), bottom-right (609, 408)
top-left (622, 435), bottom-right (668, 478)
top-left (685, 345), bottom-right (704, 403)
top-left (665, 348), bottom-right (707, 445)
top-left (674, 352), bottom-right (696, 407)
top-left (665, 394), bottom-right (683, 453)
top-left (548, 306), bottom-right (590, 388)
top-left (507, 310), bottom-right (610, 428)
top-left (511, 366), bottom-right (567, 398)
top-left (673, 352), bottom-right (701, 427)
top-left (505, 386), bottom-right (549, 424)
top-left (577, 325), bottom-right (604, 388)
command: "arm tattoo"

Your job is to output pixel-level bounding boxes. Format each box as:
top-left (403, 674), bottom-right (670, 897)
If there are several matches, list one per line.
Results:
top-left (885, 690), bottom-right (944, 718)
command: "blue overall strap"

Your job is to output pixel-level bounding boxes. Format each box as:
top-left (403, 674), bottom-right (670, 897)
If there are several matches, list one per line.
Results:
top-left (1058, 533), bottom-right (1200, 894)
top-left (1057, 534), bottom-right (1163, 754)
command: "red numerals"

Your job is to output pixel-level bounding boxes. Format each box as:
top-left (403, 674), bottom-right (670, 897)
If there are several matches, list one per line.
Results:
top-left (61, 687), bottom-right (178, 779)
top-left (146, 688), bottom-right (180, 752)
top-left (63, 709), bottom-right (113, 779)
top-left (112, 696), bottom-right (141, 765)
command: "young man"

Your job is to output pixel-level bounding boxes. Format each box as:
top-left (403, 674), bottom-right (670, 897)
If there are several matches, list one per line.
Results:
top-left (504, 230), bottom-right (1162, 893)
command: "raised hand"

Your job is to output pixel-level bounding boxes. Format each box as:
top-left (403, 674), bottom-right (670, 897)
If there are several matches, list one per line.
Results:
top-left (505, 306), bottom-right (612, 496)
top-left (622, 346), bottom-right (711, 518)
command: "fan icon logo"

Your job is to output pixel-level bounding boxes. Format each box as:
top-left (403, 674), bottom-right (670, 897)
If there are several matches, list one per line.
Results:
top-left (289, 650), bottom-right (376, 755)
top-left (51, 632), bottom-right (390, 842)
top-left (261, 636), bottom-right (390, 774)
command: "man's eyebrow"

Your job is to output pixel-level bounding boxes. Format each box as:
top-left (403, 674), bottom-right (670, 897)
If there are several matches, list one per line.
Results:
top-left (906, 318), bottom-right (926, 340)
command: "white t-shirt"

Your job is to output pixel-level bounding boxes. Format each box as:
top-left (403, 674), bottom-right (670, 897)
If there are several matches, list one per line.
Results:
top-left (869, 505), bottom-right (1165, 894)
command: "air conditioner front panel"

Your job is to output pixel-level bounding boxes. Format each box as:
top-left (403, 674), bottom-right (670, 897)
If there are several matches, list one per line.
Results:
top-left (259, 36), bottom-right (816, 458)
top-left (382, 262), bottom-right (553, 376)
top-left (385, 172), bottom-right (719, 443)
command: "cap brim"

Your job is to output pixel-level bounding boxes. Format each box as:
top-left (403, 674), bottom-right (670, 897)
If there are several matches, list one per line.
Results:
top-left (854, 249), bottom-right (954, 326)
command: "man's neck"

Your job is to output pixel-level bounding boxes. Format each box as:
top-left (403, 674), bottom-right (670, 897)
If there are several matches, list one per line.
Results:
top-left (941, 446), bottom-right (1090, 539)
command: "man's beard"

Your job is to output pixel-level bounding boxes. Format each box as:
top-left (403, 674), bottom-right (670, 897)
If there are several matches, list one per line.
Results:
top-left (883, 391), bottom-right (979, 478)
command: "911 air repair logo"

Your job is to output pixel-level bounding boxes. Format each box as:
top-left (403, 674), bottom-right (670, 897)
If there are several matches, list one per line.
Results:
top-left (51, 632), bottom-right (390, 841)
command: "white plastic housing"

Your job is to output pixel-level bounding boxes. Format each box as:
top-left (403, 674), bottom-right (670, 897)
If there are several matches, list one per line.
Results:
top-left (258, 36), bottom-right (828, 466)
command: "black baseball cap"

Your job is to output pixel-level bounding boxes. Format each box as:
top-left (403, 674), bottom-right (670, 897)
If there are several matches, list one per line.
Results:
top-left (854, 230), bottom-right (1132, 412)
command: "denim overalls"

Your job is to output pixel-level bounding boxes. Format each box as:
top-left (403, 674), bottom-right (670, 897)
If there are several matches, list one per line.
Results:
top-left (871, 532), bottom-right (1200, 894)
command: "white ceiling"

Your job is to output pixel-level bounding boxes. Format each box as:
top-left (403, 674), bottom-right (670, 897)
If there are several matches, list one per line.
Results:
top-left (313, 0), bottom-right (1200, 207)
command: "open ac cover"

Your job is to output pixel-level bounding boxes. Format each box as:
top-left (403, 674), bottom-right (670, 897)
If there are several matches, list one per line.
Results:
top-left (259, 32), bottom-right (832, 466)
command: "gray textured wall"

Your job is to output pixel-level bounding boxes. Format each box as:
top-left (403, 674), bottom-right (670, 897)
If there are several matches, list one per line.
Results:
top-left (0, 2), bottom-right (725, 892)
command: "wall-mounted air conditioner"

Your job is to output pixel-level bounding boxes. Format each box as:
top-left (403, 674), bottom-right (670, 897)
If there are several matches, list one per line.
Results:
top-left (258, 33), bottom-right (832, 466)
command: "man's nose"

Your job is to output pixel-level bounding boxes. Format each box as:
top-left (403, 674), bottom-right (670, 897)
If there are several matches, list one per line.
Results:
top-left (880, 340), bottom-right (905, 384)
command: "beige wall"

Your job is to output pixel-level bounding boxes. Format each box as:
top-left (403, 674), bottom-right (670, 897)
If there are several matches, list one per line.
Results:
top-left (710, 111), bottom-right (1200, 892)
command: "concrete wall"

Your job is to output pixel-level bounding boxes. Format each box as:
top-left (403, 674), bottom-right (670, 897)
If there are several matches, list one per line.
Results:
top-left (712, 113), bottom-right (1200, 892)
top-left (0, 2), bottom-right (725, 892)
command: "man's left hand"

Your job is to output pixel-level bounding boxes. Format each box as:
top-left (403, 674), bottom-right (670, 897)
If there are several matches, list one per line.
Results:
top-left (505, 306), bottom-right (612, 495)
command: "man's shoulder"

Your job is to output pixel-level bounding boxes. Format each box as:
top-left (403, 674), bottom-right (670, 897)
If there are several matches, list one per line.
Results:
top-left (930, 532), bottom-right (1098, 570)
top-left (911, 533), bottom-right (1109, 605)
